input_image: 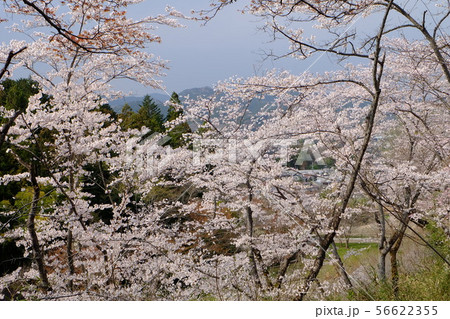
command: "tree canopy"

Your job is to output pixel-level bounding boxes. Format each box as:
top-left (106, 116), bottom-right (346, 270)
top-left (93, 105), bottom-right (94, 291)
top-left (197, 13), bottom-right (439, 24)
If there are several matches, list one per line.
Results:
top-left (0, 0), bottom-right (448, 302)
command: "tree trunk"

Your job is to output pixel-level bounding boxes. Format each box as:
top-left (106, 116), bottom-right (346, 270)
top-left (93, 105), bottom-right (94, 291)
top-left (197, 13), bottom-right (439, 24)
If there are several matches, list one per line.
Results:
top-left (28, 165), bottom-right (50, 290)
top-left (276, 250), bottom-right (300, 289)
top-left (331, 241), bottom-right (353, 289)
top-left (377, 203), bottom-right (388, 282)
top-left (294, 1), bottom-right (393, 299)
top-left (379, 252), bottom-right (387, 282)
top-left (245, 171), bottom-right (262, 298)
top-left (253, 247), bottom-right (273, 290)
top-left (390, 248), bottom-right (400, 297)
top-left (389, 223), bottom-right (406, 298)
top-left (245, 196), bottom-right (262, 299)
top-left (245, 204), bottom-right (263, 297)
top-left (67, 229), bottom-right (75, 291)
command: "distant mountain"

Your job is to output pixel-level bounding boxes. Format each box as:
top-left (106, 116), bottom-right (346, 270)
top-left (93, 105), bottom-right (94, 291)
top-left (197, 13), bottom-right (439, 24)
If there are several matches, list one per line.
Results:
top-left (179, 86), bottom-right (279, 116)
top-left (108, 87), bottom-right (375, 133)
top-left (178, 87), bottom-right (214, 101)
top-left (108, 87), bottom-right (215, 115)
top-left (107, 86), bottom-right (284, 130)
top-left (150, 93), bottom-right (171, 103)
top-left (109, 95), bottom-right (168, 115)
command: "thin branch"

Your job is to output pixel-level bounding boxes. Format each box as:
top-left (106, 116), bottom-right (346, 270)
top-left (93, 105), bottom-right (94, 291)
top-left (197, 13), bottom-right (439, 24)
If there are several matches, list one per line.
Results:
top-left (0, 47), bottom-right (27, 80)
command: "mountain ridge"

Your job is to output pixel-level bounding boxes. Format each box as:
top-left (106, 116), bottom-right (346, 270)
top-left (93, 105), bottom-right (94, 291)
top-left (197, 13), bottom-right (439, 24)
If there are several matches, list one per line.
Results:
top-left (108, 86), bottom-right (214, 115)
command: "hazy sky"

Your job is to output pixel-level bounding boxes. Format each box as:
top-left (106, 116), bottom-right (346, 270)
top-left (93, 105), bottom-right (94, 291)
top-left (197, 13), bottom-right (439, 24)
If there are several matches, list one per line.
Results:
top-left (1, 0), bottom-right (349, 97)
top-left (130, 0), bottom-right (315, 96)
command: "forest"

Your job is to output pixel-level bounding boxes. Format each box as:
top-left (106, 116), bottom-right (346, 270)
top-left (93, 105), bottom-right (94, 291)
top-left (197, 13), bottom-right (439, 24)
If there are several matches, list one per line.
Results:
top-left (0, 0), bottom-right (449, 301)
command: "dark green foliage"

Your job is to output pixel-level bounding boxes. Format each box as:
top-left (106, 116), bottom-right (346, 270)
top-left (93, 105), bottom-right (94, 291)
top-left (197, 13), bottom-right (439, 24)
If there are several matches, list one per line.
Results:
top-left (99, 103), bottom-right (118, 123)
top-left (0, 79), bottom-right (52, 279)
top-left (0, 79), bottom-right (42, 203)
top-left (137, 95), bottom-right (164, 133)
top-left (119, 93), bottom-right (190, 148)
top-left (0, 239), bottom-right (28, 276)
top-left (166, 92), bottom-right (183, 122)
top-left (0, 78), bottom-right (42, 207)
top-left (120, 95), bottom-right (164, 133)
top-left (0, 151), bottom-right (25, 204)
top-left (166, 92), bottom-right (191, 148)
top-left (82, 162), bottom-right (120, 224)
top-left (119, 103), bottom-right (134, 129)
top-left (0, 78), bottom-right (39, 112)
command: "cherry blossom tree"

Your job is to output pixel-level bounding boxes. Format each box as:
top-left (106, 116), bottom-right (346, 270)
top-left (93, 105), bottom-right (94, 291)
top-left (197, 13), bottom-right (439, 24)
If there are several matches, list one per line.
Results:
top-left (0, 0), bottom-right (186, 300)
top-left (0, 0), bottom-right (448, 301)
top-left (161, 0), bottom-right (449, 300)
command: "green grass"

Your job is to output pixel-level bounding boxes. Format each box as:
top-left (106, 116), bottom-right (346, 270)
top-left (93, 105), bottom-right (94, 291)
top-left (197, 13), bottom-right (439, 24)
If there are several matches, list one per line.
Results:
top-left (327, 224), bottom-right (450, 301)
top-left (346, 259), bottom-right (450, 301)
top-left (335, 242), bottom-right (378, 251)
top-left (318, 242), bottom-right (379, 283)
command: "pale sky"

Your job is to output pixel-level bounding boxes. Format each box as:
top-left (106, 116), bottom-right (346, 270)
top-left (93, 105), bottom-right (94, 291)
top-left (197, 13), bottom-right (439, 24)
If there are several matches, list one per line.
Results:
top-left (1, 0), bottom-right (349, 97)
top-left (131, 0), bottom-right (314, 96)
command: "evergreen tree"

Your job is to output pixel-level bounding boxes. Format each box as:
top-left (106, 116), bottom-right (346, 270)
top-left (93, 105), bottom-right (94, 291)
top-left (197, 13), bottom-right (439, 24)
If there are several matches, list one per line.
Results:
top-left (0, 79), bottom-right (41, 204)
top-left (0, 78), bottom-right (39, 112)
top-left (119, 103), bottom-right (134, 129)
top-left (166, 92), bottom-right (183, 122)
top-left (118, 96), bottom-right (164, 133)
top-left (166, 92), bottom-right (191, 148)
top-left (0, 78), bottom-right (46, 277)
top-left (130, 95), bottom-right (164, 133)
top-left (98, 103), bottom-right (117, 122)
